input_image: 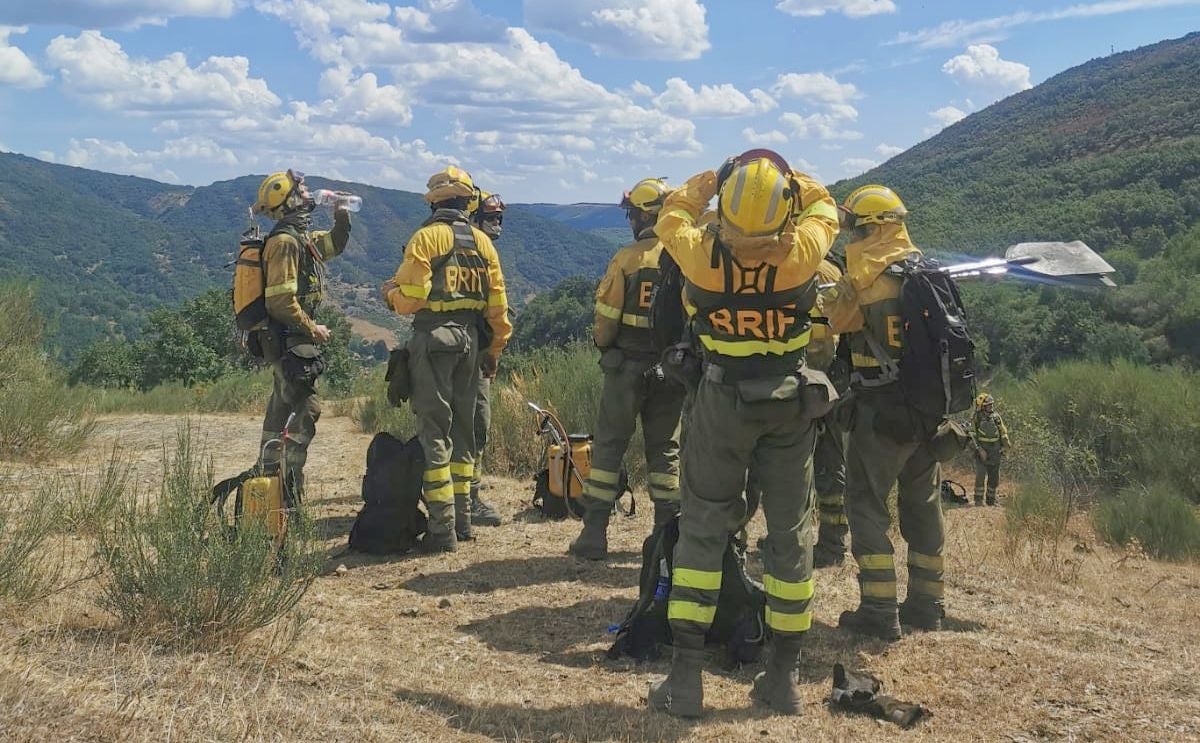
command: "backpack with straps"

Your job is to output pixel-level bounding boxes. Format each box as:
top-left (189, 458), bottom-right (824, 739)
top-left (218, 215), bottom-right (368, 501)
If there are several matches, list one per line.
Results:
top-left (649, 250), bottom-right (687, 353)
top-left (348, 432), bottom-right (428, 554)
top-left (606, 514), bottom-right (766, 668)
top-left (862, 256), bottom-right (977, 418)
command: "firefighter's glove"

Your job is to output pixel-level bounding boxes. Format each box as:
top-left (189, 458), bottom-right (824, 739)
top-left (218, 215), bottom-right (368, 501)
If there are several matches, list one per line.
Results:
top-left (830, 663), bottom-right (929, 729)
top-left (481, 354), bottom-right (499, 379)
top-left (670, 170), bottom-right (718, 217)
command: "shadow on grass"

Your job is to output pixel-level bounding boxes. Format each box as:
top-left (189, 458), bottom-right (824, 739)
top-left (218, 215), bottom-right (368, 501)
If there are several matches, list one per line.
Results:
top-left (460, 597), bottom-right (630, 665)
top-left (401, 555), bottom-right (639, 595)
top-left (315, 514), bottom-right (356, 540)
top-left (394, 686), bottom-right (764, 742)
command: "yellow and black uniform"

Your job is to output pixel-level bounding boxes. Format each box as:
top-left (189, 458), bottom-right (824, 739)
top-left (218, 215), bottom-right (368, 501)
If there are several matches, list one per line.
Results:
top-left (808, 260), bottom-right (851, 566)
top-left (386, 209), bottom-right (512, 549)
top-left (258, 213), bottom-right (350, 490)
top-left (972, 403), bottom-right (1010, 504)
top-left (647, 164), bottom-right (837, 719)
top-left (826, 220), bottom-right (945, 636)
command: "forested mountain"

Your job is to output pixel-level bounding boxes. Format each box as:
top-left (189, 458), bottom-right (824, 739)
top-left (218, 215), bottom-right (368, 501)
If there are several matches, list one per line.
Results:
top-left (0, 154), bottom-right (613, 353)
top-left (830, 32), bottom-right (1200, 371)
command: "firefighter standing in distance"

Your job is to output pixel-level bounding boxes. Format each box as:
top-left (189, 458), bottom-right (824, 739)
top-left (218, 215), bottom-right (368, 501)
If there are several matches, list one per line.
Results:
top-left (972, 393), bottom-right (1010, 505)
top-left (569, 178), bottom-right (686, 561)
top-left (252, 170), bottom-right (351, 494)
top-left (825, 184), bottom-right (945, 641)
top-left (383, 167), bottom-right (512, 553)
top-left (648, 152), bottom-right (839, 718)
top-left (468, 192), bottom-right (508, 528)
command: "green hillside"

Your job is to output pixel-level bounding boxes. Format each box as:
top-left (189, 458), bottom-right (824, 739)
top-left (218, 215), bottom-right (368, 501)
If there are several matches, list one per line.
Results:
top-left (0, 155), bottom-right (613, 354)
top-left (831, 32), bottom-right (1200, 371)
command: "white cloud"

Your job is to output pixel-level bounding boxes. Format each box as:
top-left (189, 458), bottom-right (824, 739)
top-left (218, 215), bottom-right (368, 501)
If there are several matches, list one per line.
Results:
top-left (524, 0), bottom-right (710, 60)
top-left (652, 77), bottom-right (776, 117)
top-left (0, 0), bottom-right (235, 28)
top-left (629, 80), bottom-right (654, 97)
top-left (891, 0), bottom-right (1200, 49)
top-left (876, 143), bottom-right (905, 158)
top-left (776, 0), bottom-right (896, 17)
top-left (842, 157), bottom-right (879, 175)
top-left (305, 68), bottom-right (413, 126)
top-left (0, 26), bottom-right (47, 89)
top-left (770, 72), bottom-right (859, 106)
top-left (779, 108), bottom-right (862, 141)
top-left (943, 44), bottom-right (1032, 98)
top-left (927, 105), bottom-right (968, 133)
top-left (742, 127), bottom-right (789, 145)
top-left (45, 31), bottom-right (281, 113)
top-left (43, 135), bottom-right (241, 182)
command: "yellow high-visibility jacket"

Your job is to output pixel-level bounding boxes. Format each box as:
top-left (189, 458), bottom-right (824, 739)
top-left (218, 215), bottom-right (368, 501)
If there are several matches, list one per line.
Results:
top-left (264, 219), bottom-right (349, 340)
top-left (593, 228), bottom-right (663, 355)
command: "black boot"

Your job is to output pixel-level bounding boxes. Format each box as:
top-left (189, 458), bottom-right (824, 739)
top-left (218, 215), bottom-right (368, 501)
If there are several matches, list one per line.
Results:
top-left (470, 483), bottom-right (502, 526)
top-left (750, 635), bottom-right (804, 714)
top-left (899, 601), bottom-right (944, 632)
top-left (568, 496), bottom-right (611, 560)
top-left (812, 543), bottom-right (846, 568)
top-left (420, 501), bottom-right (457, 553)
top-left (648, 646), bottom-right (706, 718)
top-left (454, 492), bottom-right (473, 541)
top-left (838, 605), bottom-right (901, 642)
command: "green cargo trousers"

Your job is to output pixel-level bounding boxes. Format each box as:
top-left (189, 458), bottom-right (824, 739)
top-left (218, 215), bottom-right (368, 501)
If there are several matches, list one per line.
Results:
top-left (813, 415), bottom-right (848, 557)
top-left (260, 358), bottom-right (322, 493)
top-left (974, 447), bottom-right (1001, 503)
top-left (583, 351), bottom-right (685, 505)
top-left (471, 376), bottom-right (491, 490)
top-left (408, 322), bottom-right (481, 541)
top-left (844, 398), bottom-right (944, 619)
top-left (668, 377), bottom-right (818, 649)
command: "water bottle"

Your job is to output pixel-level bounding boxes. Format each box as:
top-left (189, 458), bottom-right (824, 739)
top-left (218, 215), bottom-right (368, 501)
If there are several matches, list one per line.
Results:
top-left (653, 558), bottom-right (671, 603)
top-left (312, 188), bottom-right (362, 212)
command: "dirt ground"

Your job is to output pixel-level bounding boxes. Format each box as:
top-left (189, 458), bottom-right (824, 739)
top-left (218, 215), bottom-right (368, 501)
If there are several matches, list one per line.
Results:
top-left (2, 413), bottom-right (1199, 742)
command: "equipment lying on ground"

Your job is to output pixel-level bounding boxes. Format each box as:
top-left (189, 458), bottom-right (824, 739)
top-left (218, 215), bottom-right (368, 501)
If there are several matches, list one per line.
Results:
top-left (528, 402), bottom-right (633, 519)
top-left (211, 413), bottom-right (299, 548)
top-left (348, 432), bottom-right (428, 554)
top-left (940, 479), bottom-right (969, 505)
top-left (606, 515), bottom-right (766, 669)
top-left (831, 663), bottom-right (929, 728)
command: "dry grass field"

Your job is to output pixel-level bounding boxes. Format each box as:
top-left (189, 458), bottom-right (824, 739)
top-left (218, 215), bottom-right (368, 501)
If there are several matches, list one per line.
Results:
top-left (2, 413), bottom-right (1199, 742)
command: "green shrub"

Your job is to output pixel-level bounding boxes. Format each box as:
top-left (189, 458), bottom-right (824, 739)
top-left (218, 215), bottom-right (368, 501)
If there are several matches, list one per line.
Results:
top-left (96, 426), bottom-right (323, 648)
top-left (0, 489), bottom-right (64, 604)
top-left (0, 283), bottom-right (94, 460)
top-left (89, 370), bottom-right (274, 415)
top-left (1003, 482), bottom-right (1079, 581)
top-left (1094, 484), bottom-right (1200, 561)
top-left (58, 447), bottom-right (131, 536)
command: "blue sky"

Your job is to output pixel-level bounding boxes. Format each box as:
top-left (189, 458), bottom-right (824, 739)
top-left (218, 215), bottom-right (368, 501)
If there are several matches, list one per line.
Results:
top-left (1, 0), bottom-right (1197, 202)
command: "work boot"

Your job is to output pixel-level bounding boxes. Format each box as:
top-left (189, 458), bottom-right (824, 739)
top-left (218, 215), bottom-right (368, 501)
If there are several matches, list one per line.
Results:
top-left (421, 502), bottom-right (457, 553)
top-left (648, 646), bottom-right (706, 718)
top-left (470, 483), bottom-right (502, 526)
top-left (899, 601), bottom-right (944, 632)
top-left (986, 493), bottom-right (998, 506)
top-left (812, 543), bottom-right (846, 569)
top-left (974, 496), bottom-right (984, 506)
top-left (838, 606), bottom-right (901, 642)
top-left (750, 635), bottom-right (804, 715)
top-left (568, 497), bottom-right (611, 560)
top-left (652, 499), bottom-right (680, 530)
top-left (454, 493), bottom-right (473, 542)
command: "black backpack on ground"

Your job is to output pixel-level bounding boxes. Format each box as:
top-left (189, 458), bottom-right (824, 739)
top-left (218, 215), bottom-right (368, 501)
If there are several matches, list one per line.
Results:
top-left (607, 515), bottom-right (766, 669)
top-left (348, 432), bottom-right (428, 554)
top-left (866, 256), bottom-right (976, 419)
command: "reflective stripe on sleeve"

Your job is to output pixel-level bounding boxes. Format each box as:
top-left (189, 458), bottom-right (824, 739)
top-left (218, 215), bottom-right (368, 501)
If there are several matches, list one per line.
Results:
top-left (595, 302), bottom-right (622, 320)
top-left (264, 281), bottom-right (298, 298)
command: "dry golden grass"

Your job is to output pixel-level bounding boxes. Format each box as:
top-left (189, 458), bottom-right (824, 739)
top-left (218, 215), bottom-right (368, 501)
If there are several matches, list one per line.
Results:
top-left (2, 413), bottom-right (1199, 742)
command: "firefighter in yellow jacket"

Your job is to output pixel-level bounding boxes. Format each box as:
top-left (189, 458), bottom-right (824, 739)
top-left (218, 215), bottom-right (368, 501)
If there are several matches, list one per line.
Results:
top-left (568, 178), bottom-right (686, 560)
top-left (972, 393), bottom-right (1010, 505)
top-left (825, 184), bottom-right (945, 641)
top-left (383, 167), bottom-right (512, 553)
top-left (648, 152), bottom-right (839, 719)
top-left (252, 169), bottom-right (351, 495)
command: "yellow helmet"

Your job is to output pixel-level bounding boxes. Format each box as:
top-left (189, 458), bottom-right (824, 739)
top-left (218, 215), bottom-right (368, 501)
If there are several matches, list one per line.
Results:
top-left (467, 187), bottom-right (484, 215)
top-left (718, 156), bottom-right (793, 237)
top-left (840, 184), bottom-right (907, 229)
top-left (254, 170), bottom-right (303, 219)
top-left (620, 177), bottom-right (670, 214)
top-left (975, 392), bottom-right (994, 410)
top-left (425, 165), bottom-right (475, 204)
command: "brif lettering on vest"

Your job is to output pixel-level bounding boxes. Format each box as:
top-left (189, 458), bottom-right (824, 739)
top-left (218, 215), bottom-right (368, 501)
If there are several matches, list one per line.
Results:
top-left (445, 264), bottom-right (488, 294)
top-left (708, 304), bottom-right (798, 340)
top-left (887, 315), bottom-right (902, 348)
top-left (638, 281), bottom-right (654, 310)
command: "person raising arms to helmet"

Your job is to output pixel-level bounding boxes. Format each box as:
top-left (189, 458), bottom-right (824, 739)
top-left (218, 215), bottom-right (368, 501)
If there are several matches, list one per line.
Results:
top-left (252, 169), bottom-right (352, 496)
top-left (824, 184), bottom-right (946, 641)
top-left (568, 178), bottom-right (687, 560)
top-left (383, 167), bottom-right (512, 553)
top-left (466, 191), bottom-right (508, 530)
top-left (647, 151), bottom-right (839, 719)
top-left (971, 393), bottom-right (1010, 505)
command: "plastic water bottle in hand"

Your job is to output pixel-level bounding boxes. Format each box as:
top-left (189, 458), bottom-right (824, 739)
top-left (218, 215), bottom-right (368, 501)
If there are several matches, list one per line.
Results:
top-left (312, 188), bottom-right (362, 212)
